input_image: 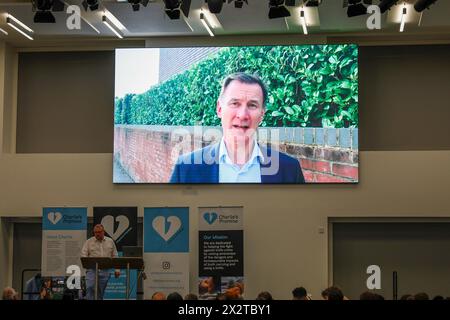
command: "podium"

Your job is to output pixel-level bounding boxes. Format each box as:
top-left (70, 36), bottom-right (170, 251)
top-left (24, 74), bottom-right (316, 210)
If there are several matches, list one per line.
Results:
top-left (81, 257), bottom-right (144, 300)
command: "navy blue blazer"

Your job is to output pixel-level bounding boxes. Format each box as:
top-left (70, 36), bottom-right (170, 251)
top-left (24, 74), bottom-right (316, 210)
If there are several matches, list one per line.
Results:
top-left (170, 143), bottom-right (305, 184)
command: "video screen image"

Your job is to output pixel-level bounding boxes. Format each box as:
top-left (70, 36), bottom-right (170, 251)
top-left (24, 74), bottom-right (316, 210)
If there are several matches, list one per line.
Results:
top-left (114, 45), bottom-right (358, 184)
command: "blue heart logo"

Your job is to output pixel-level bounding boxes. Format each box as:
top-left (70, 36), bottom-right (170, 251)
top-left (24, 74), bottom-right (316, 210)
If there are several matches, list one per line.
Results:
top-left (203, 212), bottom-right (218, 225)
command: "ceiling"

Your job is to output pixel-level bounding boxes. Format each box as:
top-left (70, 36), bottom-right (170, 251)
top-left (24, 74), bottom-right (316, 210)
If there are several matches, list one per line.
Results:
top-left (0, 0), bottom-right (449, 46)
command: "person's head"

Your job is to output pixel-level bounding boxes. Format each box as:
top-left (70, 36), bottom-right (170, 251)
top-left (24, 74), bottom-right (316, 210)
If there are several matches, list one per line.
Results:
top-left (359, 291), bottom-right (384, 300)
top-left (400, 294), bottom-right (413, 300)
top-left (433, 295), bottom-right (444, 301)
top-left (322, 286), bottom-right (344, 301)
top-left (151, 292), bottom-right (166, 300)
top-left (199, 277), bottom-right (216, 294)
top-left (217, 73), bottom-right (267, 147)
top-left (184, 293), bottom-right (198, 300)
top-left (42, 278), bottom-right (52, 288)
top-left (292, 287), bottom-right (308, 300)
top-left (225, 286), bottom-right (242, 300)
top-left (215, 293), bottom-right (227, 300)
top-left (414, 292), bottom-right (430, 300)
top-left (167, 292), bottom-right (183, 300)
top-left (93, 224), bottom-right (105, 241)
top-left (256, 291), bottom-right (273, 300)
top-left (2, 287), bottom-right (18, 300)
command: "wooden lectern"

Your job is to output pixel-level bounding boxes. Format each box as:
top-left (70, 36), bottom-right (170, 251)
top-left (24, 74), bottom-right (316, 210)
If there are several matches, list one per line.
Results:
top-left (81, 257), bottom-right (144, 300)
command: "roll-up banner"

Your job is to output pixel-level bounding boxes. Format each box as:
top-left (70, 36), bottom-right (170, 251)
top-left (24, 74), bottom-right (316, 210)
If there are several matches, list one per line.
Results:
top-left (93, 207), bottom-right (138, 300)
top-left (42, 207), bottom-right (87, 277)
top-left (198, 207), bottom-right (244, 300)
top-left (143, 207), bottom-right (189, 299)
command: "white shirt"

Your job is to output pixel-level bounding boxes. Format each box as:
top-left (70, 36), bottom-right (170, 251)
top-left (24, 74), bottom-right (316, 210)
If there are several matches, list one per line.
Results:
top-left (218, 138), bottom-right (264, 183)
top-left (81, 236), bottom-right (118, 258)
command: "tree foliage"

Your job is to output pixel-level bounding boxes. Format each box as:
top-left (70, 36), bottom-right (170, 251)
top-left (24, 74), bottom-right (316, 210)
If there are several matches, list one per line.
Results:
top-left (115, 45), bottom-right (358, 128)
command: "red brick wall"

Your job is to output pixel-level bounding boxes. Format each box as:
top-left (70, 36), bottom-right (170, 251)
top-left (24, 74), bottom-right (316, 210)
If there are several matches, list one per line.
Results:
top-left (114, 126), bottom-right (358, 183)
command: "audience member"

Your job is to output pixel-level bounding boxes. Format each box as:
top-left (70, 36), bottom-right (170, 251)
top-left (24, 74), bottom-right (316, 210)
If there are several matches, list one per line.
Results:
top-left (256, 291), bottom-right (273, 300)
top-left (167, 292), bottom-right (183, 300)
top-left (359, 291), bottom-right (384, 300)
top-left (151, 292), bottom-right (166, 300)
top-left (414, 292), bottom-right (430, 300)
top-left (185, 293), bottom-right (198, 300)
top-left (292, 287), bottom-right (309, 300)
top-left (2, 287), bottom-right (18, 300)
top-left (39, 278), bottom-right (53, 300)
top-left (322, 286), bottom-right (344, 301)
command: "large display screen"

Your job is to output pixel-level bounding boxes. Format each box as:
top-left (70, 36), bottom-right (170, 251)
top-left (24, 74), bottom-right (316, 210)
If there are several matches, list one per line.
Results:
top-left (114, 45), bottom-right (358, 184)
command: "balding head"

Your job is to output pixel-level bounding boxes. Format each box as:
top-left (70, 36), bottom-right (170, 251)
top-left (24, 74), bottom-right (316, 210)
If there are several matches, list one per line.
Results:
top-left (2, 287), bottom-right (18, 300)
top-left (151, 292), bottom-right (166, 300)
top-left (93, 224), bottom-right (105, 241)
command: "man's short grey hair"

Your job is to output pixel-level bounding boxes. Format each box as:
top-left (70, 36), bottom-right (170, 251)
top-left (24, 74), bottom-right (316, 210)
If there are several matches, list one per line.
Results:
top-left (219, 72), bottom-right (268, 108)
top-left (2, 287), bottom-right (18, 300)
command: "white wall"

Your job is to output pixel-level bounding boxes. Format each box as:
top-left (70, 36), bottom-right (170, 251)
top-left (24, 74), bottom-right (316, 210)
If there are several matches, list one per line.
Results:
top-left (0, 151), bottom-right (449, 298)
top-left (1, 41), bottom-right (450, 299)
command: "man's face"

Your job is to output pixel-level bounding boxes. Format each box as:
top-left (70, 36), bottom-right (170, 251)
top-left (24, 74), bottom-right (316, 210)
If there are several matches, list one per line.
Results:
top-left (94, 226), bottom-right (105, 241)
top-left (217, 80), bottom-right (265, 143)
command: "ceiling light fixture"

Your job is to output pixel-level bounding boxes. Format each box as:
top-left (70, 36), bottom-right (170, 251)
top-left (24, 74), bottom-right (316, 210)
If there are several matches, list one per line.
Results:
top-left (82, 0), bottom-right (100, 11)
top-left (102, 15), bottom-right (123, 39)
top-left (200, 12), bottom-right (214, 37)
top-left (0, 28), bottom-right (8, 36)
top-left (304, 0), bottom-right (322, 6)
top-left (344, 0), bottom-right (373, 17)
top-left (378, 0), bottom-right (399, 13)
top-left (163, 0), bottom-right (191, 20)
top-left (414, 0), bottom-right (438, 12)
top-left (6, 15), bottom-right (34, 40)
top-left (127, 0), bottom-right (149, 11)
top-left (268, 0), bottom-right (292, 19)
top-left (228, 0), bottom-right (249, 9)
top-left (399, 6), bottom-right (406, 32)
top-left (300, 9), bottom-right (308, 35)
top-left (32, 0), bottom-right (65, 23)
top-left (206, 0), bottom-right (225, 13)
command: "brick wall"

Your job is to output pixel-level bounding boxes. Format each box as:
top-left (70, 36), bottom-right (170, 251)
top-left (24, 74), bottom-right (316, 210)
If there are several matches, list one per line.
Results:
top-left (114, 125), bottom-right (358, 183)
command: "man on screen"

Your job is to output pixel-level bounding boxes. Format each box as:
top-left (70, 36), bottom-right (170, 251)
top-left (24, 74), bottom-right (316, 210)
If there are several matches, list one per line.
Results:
top-left (81, 224), bottom-right (120, 300)
top-left (170, 72), bottom-right (305, 183)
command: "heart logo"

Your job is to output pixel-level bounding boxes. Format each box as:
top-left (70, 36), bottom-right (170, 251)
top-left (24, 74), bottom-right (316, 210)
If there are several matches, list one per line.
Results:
top-left (101, 215), bottom-right (130, 241)
top-left (48, 212), bottom-right (62, 225)
top-left (152, 216), bottom-right (182, 242)
top-left (203, 212), bottom-right (218, 225)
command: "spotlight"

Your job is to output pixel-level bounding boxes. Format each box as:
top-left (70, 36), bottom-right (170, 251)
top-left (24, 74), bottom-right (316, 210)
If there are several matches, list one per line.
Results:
top-left (32, 0), bottom-right (65, 23)
top-left (163, 0), bottom-right (191, 20)
top-left (378, 0), bottom-right (399, 13)
top-left (305, 0), bottom-right (322, 6)
top-left (344, 0), bottom-right (373, 17)
top-left (268, 0), bottom-right (291, 19)
top-left (414, 0), bottom-right (438, 12)
top-left (128, 0), bottom-right (149, 12)
top-left (82, 0), bottom-right (100, 11)
top-left (206, 0), bottom-right (225, 14)
top-left (227, 0), bottom-right (248, 9)
top-left (34, 11), bottom-right (55, 23)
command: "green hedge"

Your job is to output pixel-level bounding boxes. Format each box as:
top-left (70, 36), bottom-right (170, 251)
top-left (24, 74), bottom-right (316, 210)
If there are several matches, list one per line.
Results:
top-left (115, 45), bottom-right (358, 128)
